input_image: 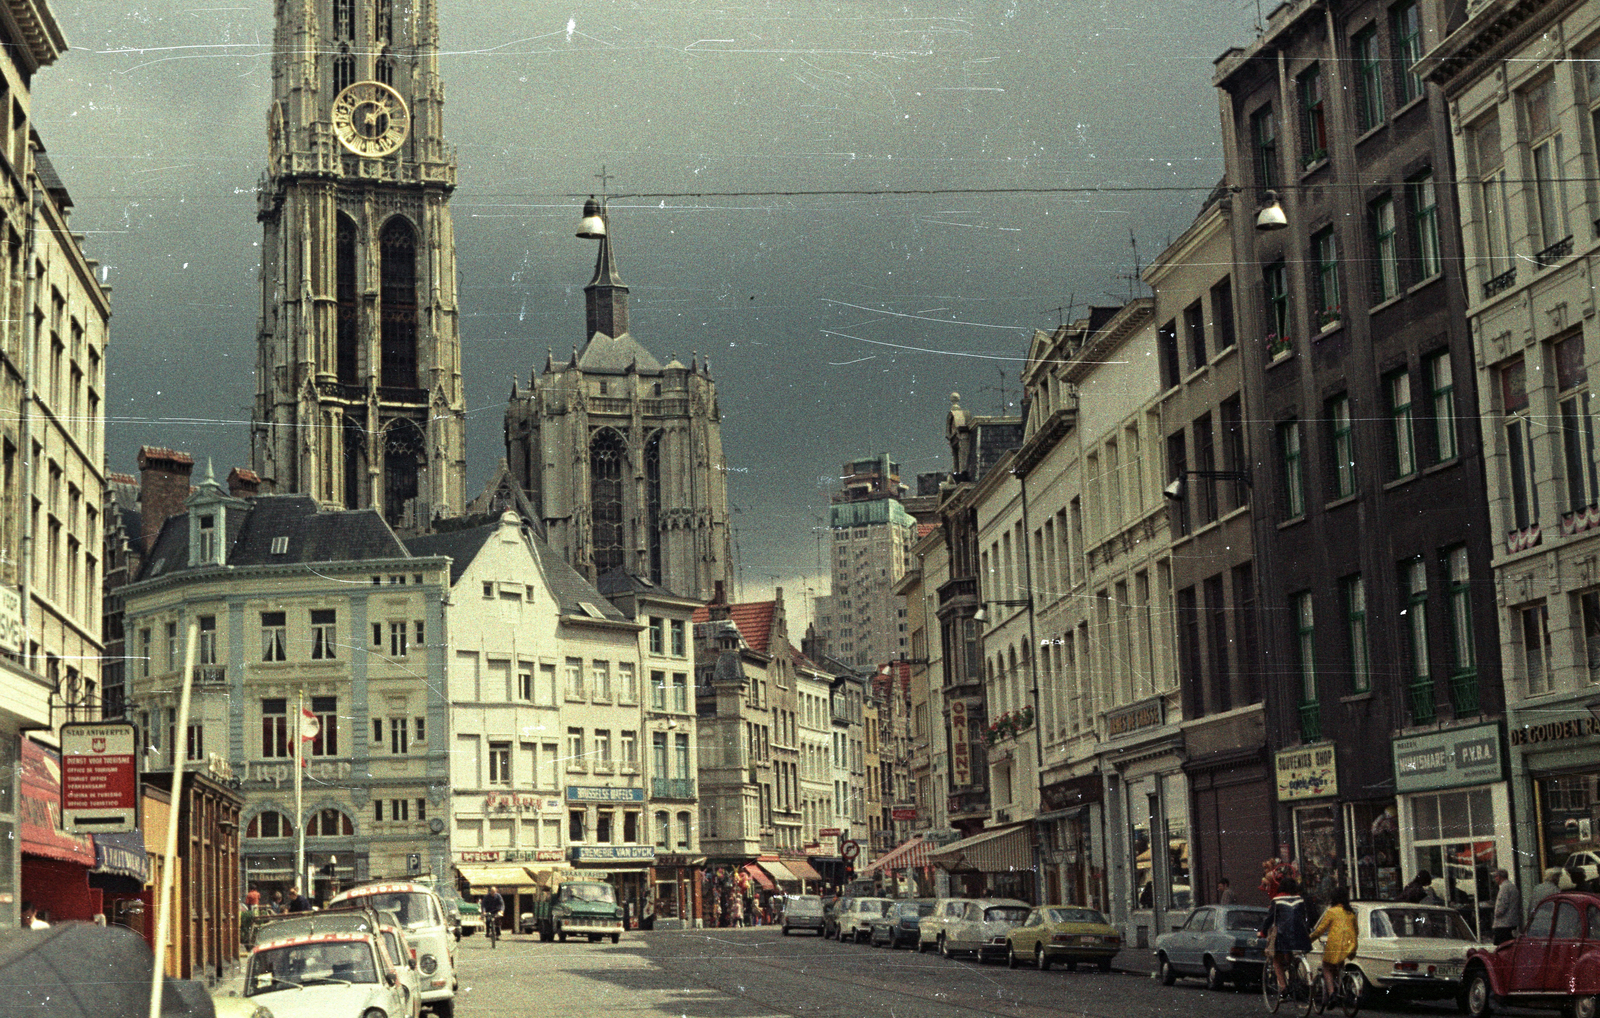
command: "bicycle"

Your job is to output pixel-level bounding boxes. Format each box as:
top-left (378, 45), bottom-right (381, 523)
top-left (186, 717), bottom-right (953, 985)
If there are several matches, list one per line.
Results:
top-left (485, 912), bottom-right (501, 948)
top-left (1311, 961), bottom-right (1362, 1018)
top-left (1262, 953), bottom-right (1317, 1017)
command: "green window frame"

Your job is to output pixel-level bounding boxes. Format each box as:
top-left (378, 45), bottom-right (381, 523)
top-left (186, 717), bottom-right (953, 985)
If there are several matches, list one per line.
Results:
top-left (1299, 64), bottom-right (1328, 165)
top-left (1344, 574), bottom-right (1371, 693)
top-left (1330, 393), bottom-right (1355, 498)
top-left (1402, 557), bottom-right (1433, 723)
top-left (1389, 369), bottom-right (1416, 479)
top-left (1428, 351), bottom-right (1456, 462)
top-left (1265, 261), bottom-right (1290, 347)
top-left (1314, 228), bottom-right (1340, 327)
top-left (1409, 170), bottom-right (1441, 279)
top-left (1443, 545), bottom-right (1478, 715)
top-left (1252, 104), bottom-right (1279, 189)
top-left (1355, 26), bottom-right (1384, 130)
top-left (1392, 0), bottom-right (1424, 105)
top-left (1373, 195), bottom-right (1399, 301)
top-left (1281, 418), bottom-right (1305, 519)
top-left (1293, 591), bottom-right (1320, 740)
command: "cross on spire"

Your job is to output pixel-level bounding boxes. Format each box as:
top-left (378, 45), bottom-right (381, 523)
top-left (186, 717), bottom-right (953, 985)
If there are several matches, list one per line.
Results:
top-left (593, 164), bottom-right (615, 199)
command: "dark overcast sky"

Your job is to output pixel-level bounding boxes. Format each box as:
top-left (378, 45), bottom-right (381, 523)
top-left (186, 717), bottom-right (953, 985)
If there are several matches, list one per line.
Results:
top-left (36, 0), bottom-right (1256, 615)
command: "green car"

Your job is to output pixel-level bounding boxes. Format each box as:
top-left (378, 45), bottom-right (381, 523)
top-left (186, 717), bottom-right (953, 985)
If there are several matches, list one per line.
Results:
top-left (1006, 906), bottom-right (1122, 971)
top-left (527, 881), bottom-right (624, 943)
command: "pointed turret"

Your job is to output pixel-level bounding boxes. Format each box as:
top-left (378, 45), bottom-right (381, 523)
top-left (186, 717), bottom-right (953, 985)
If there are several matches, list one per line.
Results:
top-left (582, 197), bottom-right (630, 341)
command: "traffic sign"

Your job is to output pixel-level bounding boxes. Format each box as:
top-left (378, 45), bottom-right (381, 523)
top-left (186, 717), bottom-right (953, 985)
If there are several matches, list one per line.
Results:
top-left (61, 722), bottom-right (138, 833)
top-left (841, 839), bottom-right (860, 862)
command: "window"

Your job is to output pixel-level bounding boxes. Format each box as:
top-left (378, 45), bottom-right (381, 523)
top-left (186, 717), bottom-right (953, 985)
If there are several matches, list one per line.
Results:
top-left (1194, 414), bottom-right (1218, 525)
top-left (166, 622), bottom-right (179, 670)
top-left (414, 716), bottom-right (426, 744)
top-left (372, 623), bottom-right (382, 646)
top-left (621, 730), bottom-right (638, 768)
top-left (569, 809), bottom-right (586, 842)
top-left (624, 811), bottom-right (640, 842)
top-left (186, 723), bottom-right (203, 762)
top-left (414, 619), bottom-right (424, 647)
top-left (139, 628), bottom-right (152, 679)
top-left (648, 617), bottom-right (664, 654)
top-left (389, 717), bottom-right (409, 754)
top-left (489, 741), bottom-right (511, 785)
top-left (1428, 351), bottom-right (1457, 463)
top-left (1474, 117), bottom-right (1510, 274)
top-left (1212, 277), bottom-right (1236, 351)
top-left (592, 660), bottom-right (612, 700)
top-left (1373, 195), bottom-right (1399, 301)
top-left (1313, 228), bottom-right (1340, 326)
top-left (676, 810), bottom-right (691, 850)
top-left (675, 732), bottom-right (691, 778)
top-left (619, 662), bottom-right (637, 702)
top-left (1392, 0), bottom-right (1424, 104)
top-left (1329, 394), bottom-right (1355, 499)
top-left (1265, 261), bottom-right (1290, 348)
top-left (261, 698), bottom-right (289, 758)
top-left (1577, 590), bottom-right (1600, 685)
top-left (566, 727), bottom-right (585, 768)
top-left (310, 609), bottom-right (336, 659)
top-left (482, 582), bottom-right (493, 599)
top-left (670, 619), bottom-right (686, 657)
top-left (1521, 602), bottom-right (1554, 696)
top-left (1444, 545), bottom-right (1478, 713)
top-left (595, 809), bottom-right (613, 843)
top-left (1402, 557), bottom-right (1433, 722)
top-left (518, 666), bottom-right (532, 701)
top-left (1251, 104), bottom-right (1279, 188)
top-left (261, 611), bottom-right (287, 662)
top-left (1299, 64), bottom-right (1328, 164)
top-left (594, 729), bottom-right (612, 767)
top-left (196, 514), bottom-right (216, 562)
top-left (1293, 592), bottom-right (1319, 739)
top-left (1184, 301), bottom-right (1206, 370)
top-left (1157, 319), bottom-right (1180, 389)
top-left (1503, 357), bottom-right (1539, 533)
top-left (1355, 25), bottom-right (1384, 130)
top-left (655, 811), bottom-right (669, 849)
top-left (1343, 575), bottom-right (1370, 693)
top-left (198, 615), bottom-right (217, 666)
top-left (1527, 79), bottom-right (1569, 252)
top-left (651, 670), bottom-right (667, 710)
top-left (565, 657), bottom-right (584, 699)
top-left (1409, 170), bottom-right (1442, 279)
top-left (1558, 334), bottom-right (1599, 514)
top-left (1280, 419), bottom-right (1305, 519)
top-left (1389, 370), bottom-right (1416, 479)
top-left (672, 672), bottom-right (689, 713)
top-left (310, 695), bottom-right (338, 756)
top-left (652, 732), bottom-right (668, 780)
top-left (389, 621), bottom-right (408, 657)
top-left (246, 811), bottom-right (294, 838)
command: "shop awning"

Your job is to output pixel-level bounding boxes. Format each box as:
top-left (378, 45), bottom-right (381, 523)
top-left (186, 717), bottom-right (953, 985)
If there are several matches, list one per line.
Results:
top-left (859, 835), bottom-right (931, 876)
top-left (927, 824), bottom-right (1032, 874)
top-left (758, 859), bottom-right (800, 885)
top-left (455, 864), bottom-right (542, 892)
top-left (741, 863), bottom-right (775, 891)
top-left (89, 830), bottom-right (149, 892)
top-left (785, 858), bottom-right (821, 883)
top-left (19, 739), bottom-right (93, 866)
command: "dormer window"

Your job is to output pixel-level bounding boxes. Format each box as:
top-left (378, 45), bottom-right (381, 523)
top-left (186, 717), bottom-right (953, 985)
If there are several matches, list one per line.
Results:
top-left (196, 515), bottom-right (216, 563)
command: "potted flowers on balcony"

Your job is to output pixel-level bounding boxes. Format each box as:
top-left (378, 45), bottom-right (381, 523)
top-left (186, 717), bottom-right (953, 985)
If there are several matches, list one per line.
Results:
top-left (1266, 333), bottom-right (1292, 360)
top-left (983, 705), bottom-right (1036, 746)
top-left (1316, 305), bottom-right (1341, 331)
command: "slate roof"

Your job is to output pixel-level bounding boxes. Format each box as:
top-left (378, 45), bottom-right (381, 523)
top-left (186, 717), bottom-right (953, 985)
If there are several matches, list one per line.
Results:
top-left (404, 523), bottom-right (497, 586)
top-left (576, 332), bottom-right (664, 375)
top-left (530, 539), bottom-right (629, 621)
top-left (691, 601), bottom-right (777, 655)
top-left (139, 495), bottom-right (410, 581)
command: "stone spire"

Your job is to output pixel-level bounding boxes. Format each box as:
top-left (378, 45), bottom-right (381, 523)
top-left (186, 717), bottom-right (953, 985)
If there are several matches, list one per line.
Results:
top-left (583, 199), bottom-right (630, 341)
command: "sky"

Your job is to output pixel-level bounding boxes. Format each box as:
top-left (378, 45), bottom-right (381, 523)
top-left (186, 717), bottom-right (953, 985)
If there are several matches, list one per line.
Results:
top-left (36, 0), bottom-right (1260, 623)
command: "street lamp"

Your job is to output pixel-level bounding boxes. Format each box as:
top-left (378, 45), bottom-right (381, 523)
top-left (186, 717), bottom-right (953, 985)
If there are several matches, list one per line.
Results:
top-left (1162, 468), bottom-right (1253, 502)
top-left (973, 599), bottom-right (1031, 624)
top-left (1256, 190), bottom-right (1288, 232)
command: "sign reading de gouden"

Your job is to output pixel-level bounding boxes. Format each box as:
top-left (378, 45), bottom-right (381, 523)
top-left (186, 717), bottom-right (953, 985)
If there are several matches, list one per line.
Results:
top-left (1275, 744), bottom-right (1337, 801)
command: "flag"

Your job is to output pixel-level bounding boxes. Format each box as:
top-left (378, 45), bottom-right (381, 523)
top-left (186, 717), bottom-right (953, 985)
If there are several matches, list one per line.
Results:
top-left (300, 707), bottom-right (320, 741)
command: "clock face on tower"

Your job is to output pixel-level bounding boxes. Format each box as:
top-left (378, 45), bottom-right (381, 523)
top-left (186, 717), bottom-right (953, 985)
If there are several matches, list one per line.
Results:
top-left (331, 80), bottom-right (410, 157)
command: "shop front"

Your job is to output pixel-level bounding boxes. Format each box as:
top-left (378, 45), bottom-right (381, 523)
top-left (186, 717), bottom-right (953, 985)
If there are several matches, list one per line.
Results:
top-left (926, 821), bottom-right (1035, 901)
top-left (570, 845), bottom-right (655, 924)
top-left (649, 852), bottom-right (704, 928)
top-left (1034, 773), bottom-right (1104, 909)
top-left (1100, 696), bottom-right (1187, 945)
top-left (19, 738), bottom-right (98, 923)
top-left (1184, 706), bottom-right (1272, 907)
top-left (1392, 721), bottom-right (1510, 939)
top-left (858, 835), bottom-right (935, 898)
top-left (455, 849), bottom-right (564, 930)
top-left (1507, 709), bottom-right (1600, 899)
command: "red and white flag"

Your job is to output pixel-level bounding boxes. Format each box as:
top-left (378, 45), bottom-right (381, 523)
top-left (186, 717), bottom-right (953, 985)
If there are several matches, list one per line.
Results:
top-left (300, 707), bottom-right (320, 741)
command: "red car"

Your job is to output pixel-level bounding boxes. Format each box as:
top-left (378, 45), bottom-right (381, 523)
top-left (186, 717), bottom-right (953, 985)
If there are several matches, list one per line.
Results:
top-left (1463, 892), bottom-right (1600, 1018)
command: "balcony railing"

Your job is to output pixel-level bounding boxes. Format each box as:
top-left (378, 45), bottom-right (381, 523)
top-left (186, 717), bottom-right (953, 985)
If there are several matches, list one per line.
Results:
top-left (1483, 266), bottom-right (1517, 299)
top-left (652, 777), bottom-right (696, 800)
top-left (1298, 701), bottom-right (1322, 742)
top-left (1449, 671), bottom-right (1480, 717)
top-left (193, 665), bottom-right (227, 687)
top-left (1408, 680), bottom-right (1436, 725)
top-left (1535, 235), bottom-right (1574, 269)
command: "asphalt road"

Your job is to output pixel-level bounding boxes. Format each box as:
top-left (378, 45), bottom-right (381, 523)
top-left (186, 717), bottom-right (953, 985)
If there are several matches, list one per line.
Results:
top-left (446, 926), bottom-right (1480, 1018)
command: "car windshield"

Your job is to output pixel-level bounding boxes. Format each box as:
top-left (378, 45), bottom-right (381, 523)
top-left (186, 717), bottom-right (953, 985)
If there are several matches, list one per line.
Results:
top-left (787, 896), bottom-right (822, 913)
top-left (1224, 909), bottom-right (1269, 931)
top-left (984, 907), bottom-right (1029, 923)
top-left (1046, 908), bottom-right (1107, 925)
top-left (894, 902), bottom-right (934, 917)
top-left (560, 883), bottom-right (617, 904)
top-left (246, 940), bottom-right (378, 995)
top-left (346, 891), bottom-right (439, 928)
top-left (1372, 908), bottom-right (1476, 941)
top-left (381, 929), bottom-right (404, 964)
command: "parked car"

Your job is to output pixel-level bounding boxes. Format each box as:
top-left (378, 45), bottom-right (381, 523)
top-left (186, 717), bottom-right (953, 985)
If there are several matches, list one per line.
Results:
top-left (837, 897), bottom-right (892, 943)
top-left (822, 896), bottom-right (853, 940)
top-left (1462, 892), bottom-right (1600, 1018)
top-left (1565, 852), bottom-right (1600, 886)
top-left (869, 900), bottom-right (936, 948)
top-left (1154, 904), bottom-right (1268, 988)
top-left (1007, 905), bottom-right (1123, 971)
top-left (376, 921), bottom-right (423, 1018)
top-left (1305, 902), bottom-right (1478, 1008)
top-left (940, 899), bottom-right (1031, 961)
top-left (328, 881), bottom-right (457, 1018)
top-left (919, 897), bottom-right (981, 954)
top-left (240, 929), bottom-right (411, 1018)
top-left (781, 894), bottom-right (826, 936)
top-left (453, 898), bottom-right (484, 938)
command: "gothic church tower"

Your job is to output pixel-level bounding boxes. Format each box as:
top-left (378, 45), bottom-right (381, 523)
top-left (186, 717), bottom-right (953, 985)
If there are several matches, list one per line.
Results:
top-left (504, 205), bottom-right (733, 603)
top-left (252, 0), bottom-right (466, 526)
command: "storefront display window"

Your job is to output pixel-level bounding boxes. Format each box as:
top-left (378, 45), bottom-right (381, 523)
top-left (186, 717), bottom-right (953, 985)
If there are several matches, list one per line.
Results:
top-left (1294, 804), bottom-right (1343, 903)
top-left (1538, 771), bottom-right (1599, 879)
top-left (1409, 787), bottom-right (1498, 938)
top-left (1347, 802), bottom-right (1399, 901)
top-left (1165, 773), bottom-right (1190, 909)
top-left (1130, 780), bottom-right (1154, 909)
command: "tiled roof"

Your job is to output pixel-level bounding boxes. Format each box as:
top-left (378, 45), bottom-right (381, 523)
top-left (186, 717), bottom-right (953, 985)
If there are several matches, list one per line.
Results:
top-left (530, 540), bottom-right (629, 622)
top-left (404, 523), bottom-right (497, 586)
top-left (577, 332), bottom-right (664, 376)
top-left (916, 522), bottom-right (939, 539)
top-left (137, 446), bottom-right (194, 466)
top-left (691, 601), bottom-right (777, 654)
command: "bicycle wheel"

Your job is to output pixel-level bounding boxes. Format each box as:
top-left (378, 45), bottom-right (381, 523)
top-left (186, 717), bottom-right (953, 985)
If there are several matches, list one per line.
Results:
top-left (1263, 966), bottom-right (1284, 1014)
top-left (1298, 960), bottom-right (1318, 1018)
top-left (1312, 973), bottom-right (1330, 1015)
top-left (1340, 969), bottom-right (1362, 1018)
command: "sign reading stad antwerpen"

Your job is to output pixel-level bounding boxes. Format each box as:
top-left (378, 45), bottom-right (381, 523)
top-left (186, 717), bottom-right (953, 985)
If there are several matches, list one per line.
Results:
top-left (60, 722), bottom-right (138, 833)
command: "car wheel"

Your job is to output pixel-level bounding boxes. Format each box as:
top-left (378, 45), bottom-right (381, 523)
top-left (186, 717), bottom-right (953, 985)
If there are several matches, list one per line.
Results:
top-left (939, 936), bottom-right (950, 958)
top-left (783, 926), bottom-right (791, 936)
top-left (431, 1000), bottom-right (455, 1018)
top-left (556, 921), bottom-right (567, 943)
top-left (1575, 997), bottom-right (1599, 1018)
top-left (1206, 957), bottom-right (1226, 991)
top-left (1008, 943), bottom-right (1021, 969)
top-left (917, 938), bottom-right (929, 953)
top-left (1098, 957), bottom-right (1113, 973)
top-left (1159, 953), bottom-right (1177, 986)
top-left (1037, 944), bottom-right (1051, 971)
top-left (611, 933), bottom-right (620, 944)
top-left (1465, 970), bottom-right (1494, 1018)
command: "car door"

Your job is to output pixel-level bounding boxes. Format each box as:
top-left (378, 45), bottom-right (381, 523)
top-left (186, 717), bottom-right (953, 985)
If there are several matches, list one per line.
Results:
top-left (1510, 899), bottom-right (1557, 993)
top-left (1543, 900), bottom-right (1584, 994)
top-left (1014, 909), bottom-right (1042, 955)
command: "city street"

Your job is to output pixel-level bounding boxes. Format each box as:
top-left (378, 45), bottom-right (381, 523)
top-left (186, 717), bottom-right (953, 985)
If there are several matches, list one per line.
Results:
top-left (447, 927), bottom-right (1471, 1018)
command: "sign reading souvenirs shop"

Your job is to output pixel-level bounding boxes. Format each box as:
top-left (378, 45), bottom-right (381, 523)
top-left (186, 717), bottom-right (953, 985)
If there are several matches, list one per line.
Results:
top-left (1392, 721), bottom-right (1505, 794)
top-left (456, 849), bottom-right (566, 863)
top-left (60, 722), bottom-right (138, 833)
top-left (1275, 744), bottom-right (1338, 801)
top-left (950, 700), bottom-right (972, 786)
top-left (565, 786), bottom-right (647, 803)
top-left (571, 846), bottom-right (656, 863)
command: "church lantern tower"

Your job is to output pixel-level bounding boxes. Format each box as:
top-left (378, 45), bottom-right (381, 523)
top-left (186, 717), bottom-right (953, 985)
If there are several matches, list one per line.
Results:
top-left (504, 199), bottom-right (734, 603)
top-left (252, 0), bottom-right (467, 527)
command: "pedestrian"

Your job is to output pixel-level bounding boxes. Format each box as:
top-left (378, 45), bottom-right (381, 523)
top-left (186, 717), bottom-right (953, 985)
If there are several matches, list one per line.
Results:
top-left (730, 895), bottom-right (743, 927)
top-left (1490, 869), bottom-right (1520, 945)
top-left (287, 884), bottom-right (313, 914)
top-left (1217, 877), bottom-right (1237, 905)
top-left (1398, 870), bottom-right (1432, 904)
top-left (1530, 868), bottom-right (1562, 912)
top-left (270, 890), bottom-right (285, 914)
top-left (246, 887), bottom-right (261, 910)
top-left (19, 901), bottom-right (48, 930)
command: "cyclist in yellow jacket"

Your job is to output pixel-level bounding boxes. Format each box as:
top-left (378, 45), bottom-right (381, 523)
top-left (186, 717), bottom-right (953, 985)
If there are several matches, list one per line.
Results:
top-left (1310, 886), bottom-right (1358, 1000)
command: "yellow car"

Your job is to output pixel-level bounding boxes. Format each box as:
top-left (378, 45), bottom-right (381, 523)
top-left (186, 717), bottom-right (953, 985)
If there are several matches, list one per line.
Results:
top-left (1005, 905), bottom-right (1123, 971)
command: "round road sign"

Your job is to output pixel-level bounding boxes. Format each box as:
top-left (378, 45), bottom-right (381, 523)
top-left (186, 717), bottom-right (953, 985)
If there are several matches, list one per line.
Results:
top-left (841, 839), bottom-right (860, 861)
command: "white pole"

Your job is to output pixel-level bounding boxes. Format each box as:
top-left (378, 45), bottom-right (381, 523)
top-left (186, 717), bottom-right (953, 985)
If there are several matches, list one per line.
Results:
top-left (148, 620), bottom-right (199, 1018)
top-left (295, 690), bottom-right (305, 904)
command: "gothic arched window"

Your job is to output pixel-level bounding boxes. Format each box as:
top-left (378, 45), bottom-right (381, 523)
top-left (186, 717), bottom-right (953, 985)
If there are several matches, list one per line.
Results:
top-left (383, 418), bottom-right (425, 525)
top-left (374, 54), bottom-right (393, 86)
top-left (645, 430), bottom-right (662, 584)
top-left (374, 0), bottom-right (392, 43)
top-left (334, 47), bottom-right (356, 94)
top-left (379, 217), bottom-right (417, 389)
top-left (336, 214), bottom-right (358, 383)
top-left (342, 417), bottom-right (367, 510)
top-left (590, 429), bottom-right (626, 575)
top-left (334, 0), bottom-right (355, 41)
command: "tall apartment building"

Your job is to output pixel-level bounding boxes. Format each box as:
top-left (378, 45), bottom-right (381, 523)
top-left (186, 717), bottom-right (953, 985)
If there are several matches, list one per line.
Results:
top-left (811, 455), bottom-right (917, 669)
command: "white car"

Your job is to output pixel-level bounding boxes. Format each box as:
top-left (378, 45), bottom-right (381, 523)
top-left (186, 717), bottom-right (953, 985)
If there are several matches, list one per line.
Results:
top-left (1305, 901), bottom-right (1479, 1006)
top-left (377, 922), bottom-right (423, 1018)
top-left (241, 930), bottom-right (410, 1018)
top-left (939, 898), bottom-right (1031, 961)
top-left (919, 897), bottom-right (980, 953)
top-left (1564, 851), bottom-right (1600, 886)
top-left (836, 897), bottom-right (892, 943)
top-left (249, 907), bottom-right (418, 1018)
top-left (330, 882), bottom-right (457, 1018)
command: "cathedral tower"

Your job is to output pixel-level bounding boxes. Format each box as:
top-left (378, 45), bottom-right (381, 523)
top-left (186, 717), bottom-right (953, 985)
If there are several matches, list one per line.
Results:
top-left (504, 203), bottom-right (733, 603)
top-left (252, 0), bottom-right (467, 527)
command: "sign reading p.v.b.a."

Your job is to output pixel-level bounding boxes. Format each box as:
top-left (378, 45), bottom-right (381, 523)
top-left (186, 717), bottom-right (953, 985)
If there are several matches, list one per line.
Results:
top-left (1391, 721), bottom-right (1505, 794)
top-left (61, 722), bottom-right (138, 833)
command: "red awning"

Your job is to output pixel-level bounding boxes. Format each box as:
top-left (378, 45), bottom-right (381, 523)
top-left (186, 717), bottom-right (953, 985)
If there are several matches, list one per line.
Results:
top-left (859, 835), bottom-right (931, 876)
top-left (741, 863), bottom-right (775, 891)
top-left (785, 858), bottom-right (822, 883)
top-left (20, 740), bottom-right (94, 866)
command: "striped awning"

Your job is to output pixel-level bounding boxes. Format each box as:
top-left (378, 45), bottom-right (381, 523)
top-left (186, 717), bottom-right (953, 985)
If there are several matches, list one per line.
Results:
top-left (858, 835), bottom-right (931, 876)
top-left (741, 863), bottom-right (775, 891)
top-left (455, 864), bottom-right (542, 892)
top-left (757, 859), bottom-right (800, 885)
top-left (785, 858), bottom-right (822, 883)
top-left (926, 824), bottom-right (1032, 874)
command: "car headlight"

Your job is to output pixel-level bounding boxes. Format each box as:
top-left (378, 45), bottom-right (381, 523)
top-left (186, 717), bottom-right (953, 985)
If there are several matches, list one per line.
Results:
top-left (419, 954), bottom-right (438, 975)
top-left (362, 1009), bottom-right (388, 1018)
top-left (251, 1008), bottom-right (275, 1018)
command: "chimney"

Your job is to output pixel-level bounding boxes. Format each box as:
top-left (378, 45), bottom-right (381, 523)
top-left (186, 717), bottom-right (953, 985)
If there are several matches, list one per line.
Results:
top-left (137, 447), bottom-right (195, 553)
top-left (226, 467), bottom-right (261, 499)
